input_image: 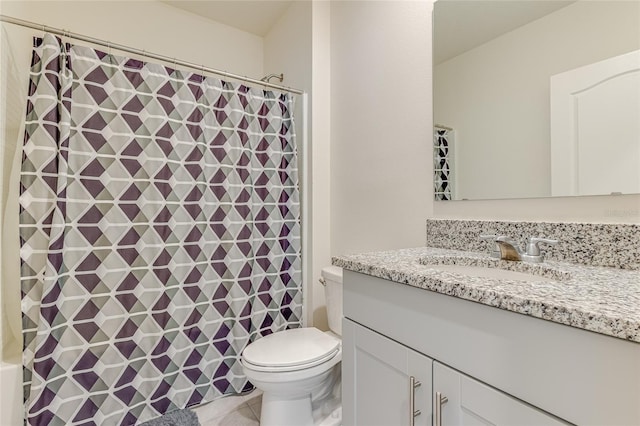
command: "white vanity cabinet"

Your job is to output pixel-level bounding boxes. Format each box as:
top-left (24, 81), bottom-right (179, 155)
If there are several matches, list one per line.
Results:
top-left (342, 270), bottom-right (640, 425)
top-left (342, 319), bottom-right (432, 426)
top-left (343, 318), bottom-right (566, 426)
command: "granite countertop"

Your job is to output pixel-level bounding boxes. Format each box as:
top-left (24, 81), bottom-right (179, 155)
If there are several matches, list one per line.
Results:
top-left (332, 247), bottom-right (640, 343)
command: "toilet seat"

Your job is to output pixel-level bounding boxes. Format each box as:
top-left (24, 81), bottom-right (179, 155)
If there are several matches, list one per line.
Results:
top-left (242, 328), bottom-right (340, 372)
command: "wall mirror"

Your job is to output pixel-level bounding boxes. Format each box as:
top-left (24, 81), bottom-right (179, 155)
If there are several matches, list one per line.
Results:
top-left (433, 0), bottom-right (640, 201)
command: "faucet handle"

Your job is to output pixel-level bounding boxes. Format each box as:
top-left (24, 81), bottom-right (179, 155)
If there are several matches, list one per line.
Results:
top-left (525, 237), bottom-right (558, 256)
top-left (520, 238), bottom-right (559, 263)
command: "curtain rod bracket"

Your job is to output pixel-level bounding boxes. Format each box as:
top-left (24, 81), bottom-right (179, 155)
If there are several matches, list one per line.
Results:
top-left (260, 73), bottom-right (284, 83)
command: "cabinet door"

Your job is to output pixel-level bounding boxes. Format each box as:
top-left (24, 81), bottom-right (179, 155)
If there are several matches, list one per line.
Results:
top-left (343, 319), bottom-right (432, 426)
top-left (433, 362), bottom-right (570, 425)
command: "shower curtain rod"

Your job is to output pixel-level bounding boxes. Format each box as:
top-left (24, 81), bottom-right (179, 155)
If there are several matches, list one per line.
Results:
top-left (0, 14), bottom-right (304, 95)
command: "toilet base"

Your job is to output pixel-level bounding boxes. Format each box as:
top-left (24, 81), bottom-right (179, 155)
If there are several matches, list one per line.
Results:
top-left (248, 359), bottom-right (342, 426)
top-left (260, 392), bottom-right (314, 426)
top-left (260, 364), bottom-right (342, 426)
top-left (254, 364), bottom-right (336, 426)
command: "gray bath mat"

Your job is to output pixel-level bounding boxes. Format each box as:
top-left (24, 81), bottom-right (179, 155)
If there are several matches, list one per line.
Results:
top-left (139, 408), bottom-right (200, 426)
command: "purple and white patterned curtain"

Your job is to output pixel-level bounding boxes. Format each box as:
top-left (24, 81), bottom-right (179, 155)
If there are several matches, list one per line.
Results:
top-left (19, 34), bottom-right (302, 426)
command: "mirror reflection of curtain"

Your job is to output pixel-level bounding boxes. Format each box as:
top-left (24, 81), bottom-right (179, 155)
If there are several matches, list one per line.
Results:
top-left (434, 126), bottom-right (453, 200)
top-left (20, 34), bottom-right (302, 426)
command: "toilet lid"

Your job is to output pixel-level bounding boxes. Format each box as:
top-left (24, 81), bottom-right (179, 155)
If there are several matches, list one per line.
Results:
top-left (242, 328), bottom-right (340, 371)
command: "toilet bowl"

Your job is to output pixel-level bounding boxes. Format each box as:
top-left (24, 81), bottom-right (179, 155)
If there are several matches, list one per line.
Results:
top-left (241, 266), bottom-right (343, 426)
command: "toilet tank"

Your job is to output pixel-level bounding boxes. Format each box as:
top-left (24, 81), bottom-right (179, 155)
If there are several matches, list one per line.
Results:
top-left (321, 266), bottom-right (343, 336)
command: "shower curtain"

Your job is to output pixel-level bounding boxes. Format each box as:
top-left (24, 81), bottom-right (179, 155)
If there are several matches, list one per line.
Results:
top-left (19, 34), bottom-right (302, 426)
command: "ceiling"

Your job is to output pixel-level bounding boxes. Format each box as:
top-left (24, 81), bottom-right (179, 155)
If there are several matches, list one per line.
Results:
top-left (161, 0), bottom-right (575, 63)
top-left (161, 0), bottom-right (294, 37)
top-left (434, 0), bottom-right (575, 64)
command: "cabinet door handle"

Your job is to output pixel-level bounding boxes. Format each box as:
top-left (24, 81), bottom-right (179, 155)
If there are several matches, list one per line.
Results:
top-left (434, 391), bottom-right (448, 426)
top-left (409, 376), bottom-right (422, 426)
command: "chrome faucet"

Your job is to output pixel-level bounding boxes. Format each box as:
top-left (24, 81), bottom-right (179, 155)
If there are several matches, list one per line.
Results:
top-left (495, 236), bottom-right (522, 261)
top-left (480, 235), bottom-right (558, 263)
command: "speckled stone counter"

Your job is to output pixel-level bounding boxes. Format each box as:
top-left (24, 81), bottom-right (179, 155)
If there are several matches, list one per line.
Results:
top-left (425, 219), bottom-right (640, 269)
top-left (332, 247), bottom-right (640, 343)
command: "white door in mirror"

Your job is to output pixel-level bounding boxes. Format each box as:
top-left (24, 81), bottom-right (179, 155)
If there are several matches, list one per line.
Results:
top-left (551, 49), bottom-right (640, 196)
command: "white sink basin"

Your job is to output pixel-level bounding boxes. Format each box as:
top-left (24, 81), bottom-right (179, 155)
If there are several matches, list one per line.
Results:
top-left (417, 255), bottom-right (571, 282)
top-left (421, 263), bottom-right (557, 282)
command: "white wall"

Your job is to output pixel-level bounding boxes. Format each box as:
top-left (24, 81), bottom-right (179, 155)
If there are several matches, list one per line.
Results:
top-left (264, 1), bottom-right (312, 94)
top-left (434, 1), bottom-right (640, 200)
top-left (309, 1), bottom-right (332, 329)
top-left (330, 0), bottom-right (433, 256)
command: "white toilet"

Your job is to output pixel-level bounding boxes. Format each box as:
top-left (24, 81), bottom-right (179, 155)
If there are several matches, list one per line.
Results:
top-left (241, 266), bottom-right (343, 426)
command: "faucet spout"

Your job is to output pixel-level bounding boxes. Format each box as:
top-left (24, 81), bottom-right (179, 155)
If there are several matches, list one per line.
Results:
top-left (495, 240), bottom-right (522, 262)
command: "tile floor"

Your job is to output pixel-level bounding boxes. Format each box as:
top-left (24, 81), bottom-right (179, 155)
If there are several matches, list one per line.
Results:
top-left (193, 390), bottom-right (263, 426)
